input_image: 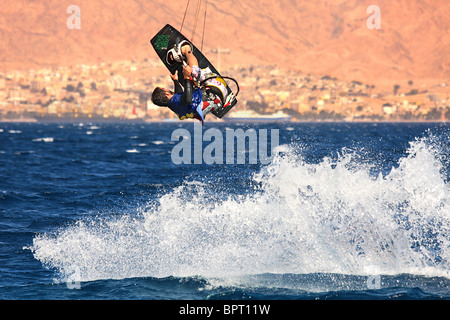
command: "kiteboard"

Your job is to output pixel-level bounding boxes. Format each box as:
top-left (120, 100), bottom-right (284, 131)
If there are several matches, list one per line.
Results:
top-left (150, 24), bottom-right (238, 119)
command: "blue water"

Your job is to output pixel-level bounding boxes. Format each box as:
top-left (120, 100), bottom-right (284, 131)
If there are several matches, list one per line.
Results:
top-left (0, 121), bottom-right (449, 300)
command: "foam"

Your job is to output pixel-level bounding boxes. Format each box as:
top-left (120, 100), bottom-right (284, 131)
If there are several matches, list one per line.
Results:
top-left (32, 137), bottom-right (54, 143)
top-left (29, 133), bottom-right (450, 282)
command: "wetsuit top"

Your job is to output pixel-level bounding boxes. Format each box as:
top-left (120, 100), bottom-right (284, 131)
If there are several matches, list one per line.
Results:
top-left (168, 78), bottom-right (205, 123)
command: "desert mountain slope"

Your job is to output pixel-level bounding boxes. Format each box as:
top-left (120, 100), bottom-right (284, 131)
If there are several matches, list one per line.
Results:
top-left (1, 0), bottom-right (449, 84)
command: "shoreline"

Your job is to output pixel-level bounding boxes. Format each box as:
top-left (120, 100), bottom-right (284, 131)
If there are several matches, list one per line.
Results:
top-left (0, 117), bottom-right (448, 124)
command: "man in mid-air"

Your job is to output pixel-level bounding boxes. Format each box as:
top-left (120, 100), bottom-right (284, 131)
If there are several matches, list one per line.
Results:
top-left (151, 41), bottom-right (228, 123)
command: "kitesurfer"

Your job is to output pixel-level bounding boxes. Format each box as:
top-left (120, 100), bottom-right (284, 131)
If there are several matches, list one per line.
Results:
top-left (151, 41), bottom-right (227, 123)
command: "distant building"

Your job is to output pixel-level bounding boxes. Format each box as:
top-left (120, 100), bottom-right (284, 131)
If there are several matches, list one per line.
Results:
top-left (31, 78), bottom-right (43, 92)
top-left (382, 103), bottom-right (396, 115)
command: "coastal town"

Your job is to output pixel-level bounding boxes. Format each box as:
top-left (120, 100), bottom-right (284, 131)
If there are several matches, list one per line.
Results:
top-left (1, 57), bottom-right (449, 122)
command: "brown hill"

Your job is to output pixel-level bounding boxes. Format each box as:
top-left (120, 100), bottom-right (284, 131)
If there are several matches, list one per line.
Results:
top-left (1, 0), bottom-right (449, 86)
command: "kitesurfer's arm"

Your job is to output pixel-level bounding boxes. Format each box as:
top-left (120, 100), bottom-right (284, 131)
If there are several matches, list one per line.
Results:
top-left (180, 65), bottom-right (193, 106)
top-left (171, 71), bottom-right (184, 94)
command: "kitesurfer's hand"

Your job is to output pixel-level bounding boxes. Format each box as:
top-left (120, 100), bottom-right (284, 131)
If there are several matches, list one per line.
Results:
top-left (170, 70), bottom-right (178, 81)
top-left (182, 65), bottom-right (193, 80)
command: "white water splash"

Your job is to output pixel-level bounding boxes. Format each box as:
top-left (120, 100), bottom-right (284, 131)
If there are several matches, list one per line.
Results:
top-left (32, 137), bottom-right (54, 143)
top-left (29, 134), bottom-right (450, 283)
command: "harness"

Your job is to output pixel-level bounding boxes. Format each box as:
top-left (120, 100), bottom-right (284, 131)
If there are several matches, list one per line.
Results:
top-left (200, 75), bottom-right (239, 109)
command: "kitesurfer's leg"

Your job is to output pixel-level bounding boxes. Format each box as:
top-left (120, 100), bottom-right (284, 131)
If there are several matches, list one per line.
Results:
top-left (181, 44), bottom-right (198, 67)
top-left (181, 44), bottom-right (205, 82)
top-left (201, 96), bottom-right (222, 117)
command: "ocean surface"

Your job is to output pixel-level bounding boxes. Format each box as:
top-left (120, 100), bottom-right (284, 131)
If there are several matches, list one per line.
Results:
top-left (0, 121), bottom-right (449, 300)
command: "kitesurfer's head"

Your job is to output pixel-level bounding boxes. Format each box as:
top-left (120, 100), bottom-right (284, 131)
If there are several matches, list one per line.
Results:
top-left (151, 87), bottom-right (173, 106)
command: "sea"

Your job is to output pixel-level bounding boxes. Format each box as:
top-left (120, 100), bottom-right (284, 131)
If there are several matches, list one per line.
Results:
top-left (0, 121), bottom-right (449, 304)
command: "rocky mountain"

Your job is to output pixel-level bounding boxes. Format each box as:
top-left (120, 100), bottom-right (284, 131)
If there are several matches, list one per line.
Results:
top-left (1, 0), bottom-right (449, 85)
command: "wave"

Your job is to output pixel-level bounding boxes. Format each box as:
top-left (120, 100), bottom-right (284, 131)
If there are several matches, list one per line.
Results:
top-left (126, 149), bottom-right (140, 153)
top-left (32, 137), bottom-right (54, 143)
top-left (28, 132), bottom-right (450, 286)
